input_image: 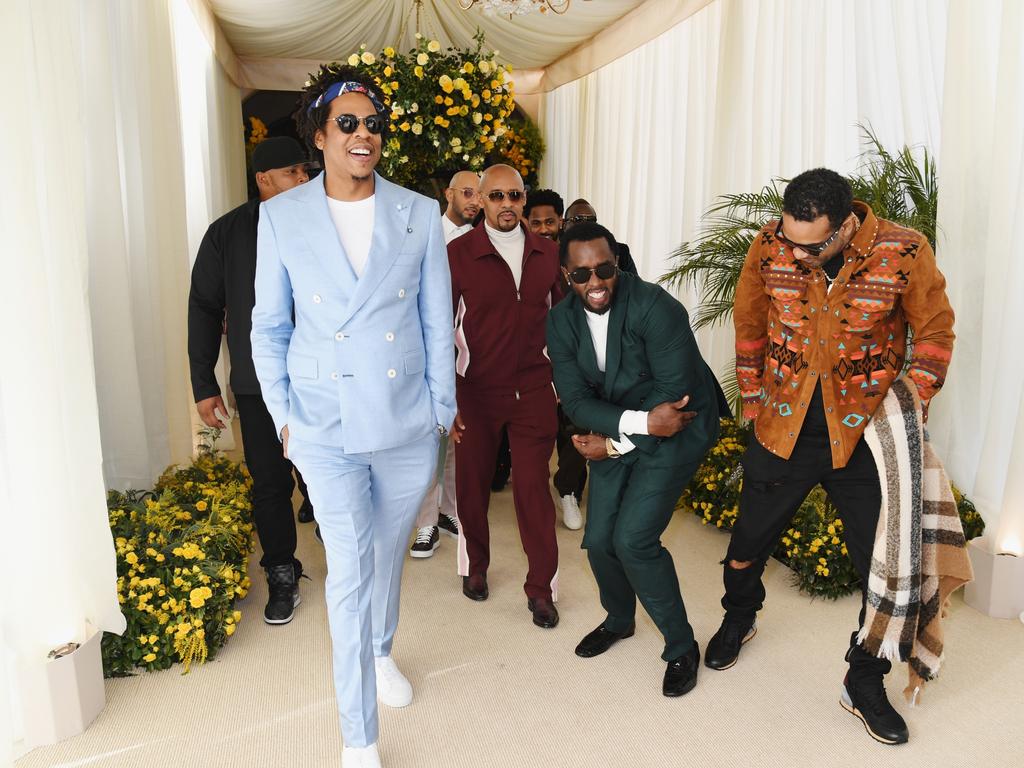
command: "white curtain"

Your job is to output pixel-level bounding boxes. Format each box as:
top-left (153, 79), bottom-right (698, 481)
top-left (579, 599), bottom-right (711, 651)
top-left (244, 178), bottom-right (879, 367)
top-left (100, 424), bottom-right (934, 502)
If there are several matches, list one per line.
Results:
top-left (171, 0), bottom-right (248, 452)
top-left (2, 0), bottom-right (247, 759)
top-left (85, 0), bottom-right (194, 490)
top-left (542, 0), bottom-right (947, 379)
top-left (927, 0), bottom-right (1024, 550)
top-left (0, 0), bottom-right (132, 759)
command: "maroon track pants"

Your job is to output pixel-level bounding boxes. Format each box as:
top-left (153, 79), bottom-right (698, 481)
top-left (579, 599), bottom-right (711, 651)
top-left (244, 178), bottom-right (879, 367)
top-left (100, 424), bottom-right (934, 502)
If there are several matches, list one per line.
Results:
top-left (454, 382), bottom-right (559, 601)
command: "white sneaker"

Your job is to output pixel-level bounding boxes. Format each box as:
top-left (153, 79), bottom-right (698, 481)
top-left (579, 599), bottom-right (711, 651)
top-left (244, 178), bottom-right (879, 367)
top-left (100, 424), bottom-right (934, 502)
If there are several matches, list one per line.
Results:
top-left (342, 742), bottom-right (382, 768)
top-left (560, 494), bottom-right (583, 530)
top-left (374, 656), bottom-right (413, 708)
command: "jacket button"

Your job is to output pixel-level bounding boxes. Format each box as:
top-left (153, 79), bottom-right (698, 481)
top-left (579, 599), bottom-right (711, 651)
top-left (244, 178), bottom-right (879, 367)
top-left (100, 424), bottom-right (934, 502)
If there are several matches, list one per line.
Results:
top-left (827, 407), bottom-right (833, 413)
top-left (330, 372), bottom-right (339, 381)
top-left (385, 332), bottom-right (395, 342)
top-left (335, 332), bottom-right (345, 341)
top-left (407, 227), bottom-right (414, 233)
top-left (313, 294), bottom-right (322, 304)
top-left (387, 369), bottom-right (397, 379)
top-left (398, 289), bottom-right (406, 298)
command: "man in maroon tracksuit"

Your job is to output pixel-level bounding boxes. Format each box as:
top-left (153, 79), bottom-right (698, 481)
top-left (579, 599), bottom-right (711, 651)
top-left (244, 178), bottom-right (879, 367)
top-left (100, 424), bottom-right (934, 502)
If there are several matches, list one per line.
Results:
top-left (449, 164), bottom-right (564, 629)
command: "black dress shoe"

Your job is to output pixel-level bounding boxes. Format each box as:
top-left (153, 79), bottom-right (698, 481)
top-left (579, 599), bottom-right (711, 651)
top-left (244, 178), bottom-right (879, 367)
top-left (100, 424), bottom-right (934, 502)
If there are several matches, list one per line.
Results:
top-left (663, 642), bottom-right (700, 697)
top-left (462, 574), bottom-right (488, 601)
top-left (704, 615), bottom-right (756, 670)
top-left (297, 498), bottom-right (315, 523)
top-left (527, 597), bottom-right (559, 628)
top-left (575, 623), bottom-right (635, 658)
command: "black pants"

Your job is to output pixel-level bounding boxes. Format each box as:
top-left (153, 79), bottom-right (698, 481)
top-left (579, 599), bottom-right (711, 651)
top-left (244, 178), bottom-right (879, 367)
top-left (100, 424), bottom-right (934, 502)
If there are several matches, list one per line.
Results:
top-left (722, 386), bottom-right (886, 673)
top-left (553, 405), bottom-right (588, 500)
top-left (235, 393), bottom-right (309, 569)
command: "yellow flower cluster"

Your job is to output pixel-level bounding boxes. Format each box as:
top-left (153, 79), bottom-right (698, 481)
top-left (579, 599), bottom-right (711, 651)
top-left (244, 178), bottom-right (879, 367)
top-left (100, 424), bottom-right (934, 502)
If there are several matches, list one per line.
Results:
top-left (247, 116), bottom-right (267, 147)
top-left (103, 451), bottom-right (254, 676)
top-left (330, 34), bottom-right (525, 188)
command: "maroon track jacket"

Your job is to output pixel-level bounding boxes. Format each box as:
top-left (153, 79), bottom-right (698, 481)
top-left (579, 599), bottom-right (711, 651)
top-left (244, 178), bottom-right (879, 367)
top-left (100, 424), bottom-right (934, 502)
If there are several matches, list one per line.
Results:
top-left (449, 223), bottom-right (564, 396)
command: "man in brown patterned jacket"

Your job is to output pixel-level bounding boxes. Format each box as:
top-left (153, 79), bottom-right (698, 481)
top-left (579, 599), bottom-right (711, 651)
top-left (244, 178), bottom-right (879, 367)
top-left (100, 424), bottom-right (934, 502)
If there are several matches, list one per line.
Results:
top-left (704, 168), bottom-right (954, 746)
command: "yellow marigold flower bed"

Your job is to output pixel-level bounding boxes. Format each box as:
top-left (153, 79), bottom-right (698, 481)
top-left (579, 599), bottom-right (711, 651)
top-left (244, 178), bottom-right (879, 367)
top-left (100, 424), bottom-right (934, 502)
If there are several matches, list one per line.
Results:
top-left (103, 450), bottom-right (253, 676)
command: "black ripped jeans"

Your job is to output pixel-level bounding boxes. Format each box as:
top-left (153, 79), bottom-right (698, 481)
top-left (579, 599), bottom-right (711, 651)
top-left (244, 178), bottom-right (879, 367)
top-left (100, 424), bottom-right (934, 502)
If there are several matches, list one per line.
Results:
top-left (721, 385), bottom-right (881, 653)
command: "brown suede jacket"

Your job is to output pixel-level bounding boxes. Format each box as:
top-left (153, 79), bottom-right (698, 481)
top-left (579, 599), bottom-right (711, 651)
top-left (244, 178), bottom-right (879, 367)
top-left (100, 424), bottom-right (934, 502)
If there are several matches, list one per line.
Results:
top-left (735, 201), bottom-right (954, 468)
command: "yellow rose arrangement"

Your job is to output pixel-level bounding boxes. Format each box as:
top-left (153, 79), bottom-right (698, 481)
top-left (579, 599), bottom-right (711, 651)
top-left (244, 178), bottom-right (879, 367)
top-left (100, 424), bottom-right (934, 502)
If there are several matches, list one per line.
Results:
top-left (325, 32), bottom-right (543, 189)
top-left (679, 418), bottom-right (983, 599)
top-left (102, 449), bottom-right (254, 676)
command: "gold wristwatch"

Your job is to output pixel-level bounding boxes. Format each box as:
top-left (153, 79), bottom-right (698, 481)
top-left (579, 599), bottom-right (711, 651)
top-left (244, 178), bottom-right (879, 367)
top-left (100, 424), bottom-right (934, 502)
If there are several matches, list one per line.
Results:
top-left (605, 437), bottom-right (621, 458)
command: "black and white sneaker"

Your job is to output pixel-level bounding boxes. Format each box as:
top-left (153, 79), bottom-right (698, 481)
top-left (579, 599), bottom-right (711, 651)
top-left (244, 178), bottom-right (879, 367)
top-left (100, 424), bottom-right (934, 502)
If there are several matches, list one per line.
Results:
top-left (409, 526), bottom-right (440, 558)
top-left (264, 563), bottom-right (301, 625)
top-left (438, 513), bottom-right (459, 539)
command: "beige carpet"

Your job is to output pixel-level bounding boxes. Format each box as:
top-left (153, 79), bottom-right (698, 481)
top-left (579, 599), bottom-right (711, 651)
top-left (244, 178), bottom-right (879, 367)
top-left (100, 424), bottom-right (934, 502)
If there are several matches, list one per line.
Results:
top-left (18, 478), bottom-right (1024, 768)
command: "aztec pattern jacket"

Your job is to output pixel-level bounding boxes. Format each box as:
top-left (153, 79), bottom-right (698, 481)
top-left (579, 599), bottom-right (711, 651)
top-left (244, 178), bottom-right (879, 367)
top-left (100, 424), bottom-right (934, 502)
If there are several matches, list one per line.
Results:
top-left (734, 201), bottom-right (954, 468)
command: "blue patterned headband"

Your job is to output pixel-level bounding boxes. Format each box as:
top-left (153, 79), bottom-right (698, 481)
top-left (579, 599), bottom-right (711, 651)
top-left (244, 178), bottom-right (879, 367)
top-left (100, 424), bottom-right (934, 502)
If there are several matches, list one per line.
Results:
top-left (307, 81), bottom-right (385, 115)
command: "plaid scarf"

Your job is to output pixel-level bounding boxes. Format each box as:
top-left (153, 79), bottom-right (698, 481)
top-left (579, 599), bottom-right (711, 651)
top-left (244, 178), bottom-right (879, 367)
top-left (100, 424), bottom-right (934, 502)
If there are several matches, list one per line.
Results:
top-left (858, 378), bottom-right (973, 705)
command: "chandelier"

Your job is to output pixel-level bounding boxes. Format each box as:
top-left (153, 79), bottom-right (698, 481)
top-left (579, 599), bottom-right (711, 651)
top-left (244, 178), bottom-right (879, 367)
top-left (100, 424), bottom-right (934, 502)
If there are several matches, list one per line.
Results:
top-left (457, 0), bottom-right (573, 16)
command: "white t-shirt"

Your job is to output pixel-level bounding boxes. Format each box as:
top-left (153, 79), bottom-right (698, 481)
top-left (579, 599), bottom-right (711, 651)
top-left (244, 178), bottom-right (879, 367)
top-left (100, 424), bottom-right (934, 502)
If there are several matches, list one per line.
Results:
top-left (584, 307), bottom-right (649, 454)
top-left (442, 214), bottom-right (472, 244)
top-left (484, 221), bottom-right (525, 288)
top-left (327, 194), bottom-right (375, 278)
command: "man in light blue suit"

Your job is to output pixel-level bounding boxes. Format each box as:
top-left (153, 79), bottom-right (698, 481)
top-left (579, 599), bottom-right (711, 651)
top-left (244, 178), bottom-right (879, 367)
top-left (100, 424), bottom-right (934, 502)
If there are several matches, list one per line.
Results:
top-left (250, 66), bottom-right (455, 768)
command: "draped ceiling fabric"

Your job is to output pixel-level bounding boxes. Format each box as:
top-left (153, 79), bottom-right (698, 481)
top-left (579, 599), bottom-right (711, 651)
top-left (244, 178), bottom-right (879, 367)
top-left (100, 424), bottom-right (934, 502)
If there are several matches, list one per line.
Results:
top-left (209, 0), bottom-right (647, 70)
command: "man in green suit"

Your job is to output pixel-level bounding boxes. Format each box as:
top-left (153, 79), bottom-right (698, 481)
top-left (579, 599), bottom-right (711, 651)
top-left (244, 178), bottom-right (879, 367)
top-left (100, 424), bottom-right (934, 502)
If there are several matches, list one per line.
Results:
top-left (546, 222), bottom-right (720, 696)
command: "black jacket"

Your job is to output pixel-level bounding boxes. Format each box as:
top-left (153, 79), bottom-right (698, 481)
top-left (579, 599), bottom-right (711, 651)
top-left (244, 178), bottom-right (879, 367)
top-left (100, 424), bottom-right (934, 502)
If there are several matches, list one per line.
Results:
top-left (617, 241), bottom-right (638, 276)
top-left (188, 197), bottom-right (263, 400)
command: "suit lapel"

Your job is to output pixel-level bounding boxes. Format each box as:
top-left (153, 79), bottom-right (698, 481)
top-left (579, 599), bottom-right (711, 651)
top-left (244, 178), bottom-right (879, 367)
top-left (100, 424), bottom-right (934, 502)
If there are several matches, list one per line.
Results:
top-left (340, 173), bottom-right (409, 325)
top-left (603, 276), bottom-right (629, 396)
top-left (571, 297), bottom-right (601, 385)
top-left (292, 174), bottom-right (358, 296)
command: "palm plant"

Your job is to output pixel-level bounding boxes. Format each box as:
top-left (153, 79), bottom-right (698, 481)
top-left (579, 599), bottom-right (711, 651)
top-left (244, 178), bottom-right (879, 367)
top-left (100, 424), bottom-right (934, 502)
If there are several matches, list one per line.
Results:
top-left (660, 125), bottom-right (938, 414)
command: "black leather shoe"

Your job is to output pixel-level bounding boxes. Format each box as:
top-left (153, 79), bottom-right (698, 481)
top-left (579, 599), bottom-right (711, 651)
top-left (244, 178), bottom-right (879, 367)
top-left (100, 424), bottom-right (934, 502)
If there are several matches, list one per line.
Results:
top-left (297, 498), bottom-right (315, 523)
top-left (841, 672), bottom-right (909, 744)
top-left (527, 597), bottom-right (559, 628)
top-left (462, 574), bottom-right (488, 601)
top-left (663, 642), bottom-right (700, 697)
top-left (704, 615), bottom-right (756, 670)
top-left (575, 623), bottom-right (635, 658)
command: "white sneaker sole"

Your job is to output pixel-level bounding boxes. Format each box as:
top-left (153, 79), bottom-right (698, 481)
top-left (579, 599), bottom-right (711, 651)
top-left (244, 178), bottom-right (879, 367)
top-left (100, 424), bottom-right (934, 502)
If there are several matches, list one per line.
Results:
top-left (264, 593), bottom-right (301, 625)
top-left (409, 541), bottom-right (439, 558)
top-left (840, 686), bottom-right (908, 745)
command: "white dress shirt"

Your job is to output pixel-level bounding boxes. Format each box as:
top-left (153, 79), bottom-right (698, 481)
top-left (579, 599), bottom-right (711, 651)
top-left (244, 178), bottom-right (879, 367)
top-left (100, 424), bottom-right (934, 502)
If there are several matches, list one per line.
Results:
top-left (584, 308), bottom-right (648, 454)
top-left (442, 213), bottom-right (472, 244)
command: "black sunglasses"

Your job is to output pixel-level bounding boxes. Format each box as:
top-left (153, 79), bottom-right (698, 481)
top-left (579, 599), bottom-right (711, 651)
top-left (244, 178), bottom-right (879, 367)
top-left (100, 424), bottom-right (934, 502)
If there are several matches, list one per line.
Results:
top-left (334, 113), bottom-right (386, 134)
top-left (566, 262), bottom-right (617, 284)
top-left (775, 217), bottom-right (842, 256)
top-left (565, 214), bottom-right (598, 225)
top-left (485, 189), bottom-right (525, 202)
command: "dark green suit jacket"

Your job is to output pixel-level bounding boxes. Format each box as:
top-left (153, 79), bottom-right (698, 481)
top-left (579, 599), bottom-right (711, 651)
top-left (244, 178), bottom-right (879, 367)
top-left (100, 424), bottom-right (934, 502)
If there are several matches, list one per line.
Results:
top-left (546, 273), bottom-right (719, 469)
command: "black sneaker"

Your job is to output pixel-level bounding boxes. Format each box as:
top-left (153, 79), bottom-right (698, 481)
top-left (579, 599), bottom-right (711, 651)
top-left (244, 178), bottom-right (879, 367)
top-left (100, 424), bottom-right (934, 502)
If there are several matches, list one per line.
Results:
top-left (264, 563), bottom-right (301, 625)
top-left (409, 526), bottom-right (439, 558)
top-left (297, 498), bottom-right (315, 523)
top-left (704, 615), bottom-right (757, 670)
top-left (841, 668), bottom-right (909, 744)
top-left (438, 513), bottom-right (459, 539)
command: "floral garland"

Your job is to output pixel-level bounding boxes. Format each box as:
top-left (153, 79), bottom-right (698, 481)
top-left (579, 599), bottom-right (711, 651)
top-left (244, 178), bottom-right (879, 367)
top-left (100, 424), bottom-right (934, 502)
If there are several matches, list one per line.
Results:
top-left (323, 32), bottom-right (542, 189)
top-left (680, 418), bottom-right (985, 599)
top-left (102, 450), bottom-right (253, 676)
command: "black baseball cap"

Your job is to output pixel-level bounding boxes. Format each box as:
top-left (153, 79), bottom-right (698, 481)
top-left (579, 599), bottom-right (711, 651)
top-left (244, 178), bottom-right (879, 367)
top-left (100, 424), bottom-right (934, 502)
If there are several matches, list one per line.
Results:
top-left (252, 137), bottom-right (308, 173)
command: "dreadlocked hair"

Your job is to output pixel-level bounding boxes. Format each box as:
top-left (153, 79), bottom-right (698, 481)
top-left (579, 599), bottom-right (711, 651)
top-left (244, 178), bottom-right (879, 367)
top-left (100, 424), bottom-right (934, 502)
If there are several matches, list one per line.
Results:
top-left (293, 63), bottom-right (389, 163)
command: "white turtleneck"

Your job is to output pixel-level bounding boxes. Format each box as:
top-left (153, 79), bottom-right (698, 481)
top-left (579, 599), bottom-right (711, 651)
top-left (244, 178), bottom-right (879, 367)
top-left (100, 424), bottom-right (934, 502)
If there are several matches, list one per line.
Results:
top-left (484, 221), bottom-right (525, 288)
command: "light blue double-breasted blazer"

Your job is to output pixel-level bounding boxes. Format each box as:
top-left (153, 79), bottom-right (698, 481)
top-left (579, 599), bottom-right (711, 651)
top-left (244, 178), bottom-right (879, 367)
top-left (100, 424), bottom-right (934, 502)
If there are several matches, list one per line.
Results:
top-left (250, 172), bottom-right (456, 454)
